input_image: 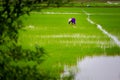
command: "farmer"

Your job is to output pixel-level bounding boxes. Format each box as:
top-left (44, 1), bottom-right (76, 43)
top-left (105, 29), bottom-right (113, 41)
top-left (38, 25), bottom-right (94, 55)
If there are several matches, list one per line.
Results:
top-left (68, 18), bottom-right (76, 25)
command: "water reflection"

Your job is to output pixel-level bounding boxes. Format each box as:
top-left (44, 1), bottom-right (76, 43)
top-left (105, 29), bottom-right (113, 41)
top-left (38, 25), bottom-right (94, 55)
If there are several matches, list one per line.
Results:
top-left (61, 56), bottom-right (120, 80)
top-left (75, 56), bottom-right (120, 80)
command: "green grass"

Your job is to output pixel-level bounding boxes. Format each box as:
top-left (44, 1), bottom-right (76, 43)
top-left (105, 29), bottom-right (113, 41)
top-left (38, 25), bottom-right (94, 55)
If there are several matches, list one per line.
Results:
top-left (19, 7), bottom-right (120, 77)
top-left (83, 8), bottom-right (120, 40)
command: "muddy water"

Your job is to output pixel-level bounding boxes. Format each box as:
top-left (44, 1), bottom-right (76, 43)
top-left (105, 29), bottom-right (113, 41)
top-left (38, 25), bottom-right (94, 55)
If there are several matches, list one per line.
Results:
top-left (75, 56), bottom-right (120, 80)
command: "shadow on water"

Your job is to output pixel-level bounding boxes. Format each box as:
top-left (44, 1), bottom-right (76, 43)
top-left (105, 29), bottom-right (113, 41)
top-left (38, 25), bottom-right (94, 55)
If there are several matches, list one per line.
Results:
top-left (61, 56), bottom-right (120, 80)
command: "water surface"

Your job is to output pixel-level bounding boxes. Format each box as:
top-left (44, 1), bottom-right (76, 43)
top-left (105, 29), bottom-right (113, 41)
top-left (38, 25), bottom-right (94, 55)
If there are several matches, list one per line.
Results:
top-left (75, 56), bottom-right (120, 80)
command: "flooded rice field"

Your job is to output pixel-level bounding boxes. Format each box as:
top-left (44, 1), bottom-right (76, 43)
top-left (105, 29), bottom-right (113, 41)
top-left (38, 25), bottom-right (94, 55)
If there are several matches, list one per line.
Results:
top-left (61, 56), bottom-right (120, 80)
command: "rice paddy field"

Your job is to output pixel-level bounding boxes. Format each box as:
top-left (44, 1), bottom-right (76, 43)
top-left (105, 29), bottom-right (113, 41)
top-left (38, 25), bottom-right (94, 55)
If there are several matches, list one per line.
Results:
top-left (19, 7), bottom-right (120, 77)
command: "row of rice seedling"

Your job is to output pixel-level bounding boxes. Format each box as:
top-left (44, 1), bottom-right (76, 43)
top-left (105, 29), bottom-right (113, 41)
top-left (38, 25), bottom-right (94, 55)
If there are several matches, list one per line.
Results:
top-left (19, 7), bottom-right (120, 77)
top-left (83, 8), bottom-right (120, 41)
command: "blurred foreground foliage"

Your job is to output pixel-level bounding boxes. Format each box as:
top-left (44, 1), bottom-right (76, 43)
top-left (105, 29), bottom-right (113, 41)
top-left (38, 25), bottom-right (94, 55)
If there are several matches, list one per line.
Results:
top-left (0, 45), bottom-right (55, 80)
top-left (0, 0), bottom-right (64, 80)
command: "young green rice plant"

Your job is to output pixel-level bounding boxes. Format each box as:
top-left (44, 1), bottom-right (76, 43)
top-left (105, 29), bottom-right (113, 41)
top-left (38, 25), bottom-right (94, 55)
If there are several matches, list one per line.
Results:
top-left (19, 8), bottom-right (120, 77)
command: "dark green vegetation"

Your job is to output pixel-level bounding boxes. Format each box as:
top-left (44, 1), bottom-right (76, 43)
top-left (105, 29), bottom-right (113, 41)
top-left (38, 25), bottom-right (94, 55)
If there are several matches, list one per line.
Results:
top-left (0, 0), bottom-right (58, 80)
top-left (19, 7), bottom-right (120, 77)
